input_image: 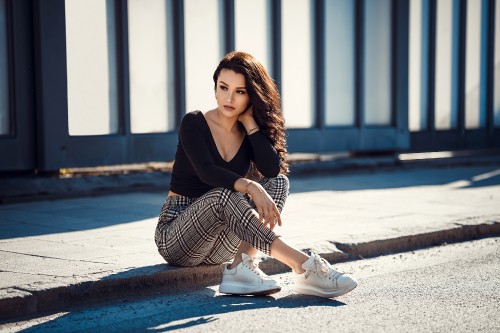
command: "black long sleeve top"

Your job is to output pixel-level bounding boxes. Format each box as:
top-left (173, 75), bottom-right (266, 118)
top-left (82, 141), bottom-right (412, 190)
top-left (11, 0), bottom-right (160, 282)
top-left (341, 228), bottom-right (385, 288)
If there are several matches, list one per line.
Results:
top-left (169, 111), bottom-right (281, 198)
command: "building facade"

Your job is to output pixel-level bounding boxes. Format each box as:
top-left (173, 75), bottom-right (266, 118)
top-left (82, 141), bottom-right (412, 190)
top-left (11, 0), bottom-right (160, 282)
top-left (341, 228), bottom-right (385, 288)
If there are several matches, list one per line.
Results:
top-left (0, 0), bottom-right (499, 172)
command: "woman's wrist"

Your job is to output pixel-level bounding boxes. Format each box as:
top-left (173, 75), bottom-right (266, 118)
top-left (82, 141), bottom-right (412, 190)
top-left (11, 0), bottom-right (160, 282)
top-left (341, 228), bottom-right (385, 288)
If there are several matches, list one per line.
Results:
top-left (247, 126), bottom-right (260, 135)
top-left (245, 181), bottom-right (253, 194)
top-left (241, 119), bottom-right (258, 133)
top-left (235, 178), bottom-right (262, 195)
top-left (245, 181), bottom-right (263, 196)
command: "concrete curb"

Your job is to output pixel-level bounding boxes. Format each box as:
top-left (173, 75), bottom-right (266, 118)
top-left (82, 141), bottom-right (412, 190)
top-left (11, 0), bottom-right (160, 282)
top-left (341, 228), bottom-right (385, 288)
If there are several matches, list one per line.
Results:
top-left (1, 221), bottom-right (499, 323)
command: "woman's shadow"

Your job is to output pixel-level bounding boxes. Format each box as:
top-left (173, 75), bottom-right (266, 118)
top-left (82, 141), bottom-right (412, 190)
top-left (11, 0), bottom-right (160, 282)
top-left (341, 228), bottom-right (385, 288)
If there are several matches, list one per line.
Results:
top-left (19, 289), bottom-right (346, 332)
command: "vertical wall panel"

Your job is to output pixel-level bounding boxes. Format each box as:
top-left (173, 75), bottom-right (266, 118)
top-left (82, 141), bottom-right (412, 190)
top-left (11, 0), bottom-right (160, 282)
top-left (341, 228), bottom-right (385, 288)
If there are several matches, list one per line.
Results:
top-left (65, 0), bottom-right (119, 136)
top-left (184, 0), bottom-right (222, 114)
top-left (324, 0), bottom-right (355, 126)
top-left (0, 0), bottom-right (36, 171)
top-left (6, 0), bottom-right (498, 171)
top-left (434, 0), bottom-right (456, 130)
top-left (465, 0), bottom-right (484, 129)
top-left (363, 0), bottom-right (392, 126)
top-left (235, 0), bottom-right (271, 72)
top-left (495, 0), bottom-right (500, 126)
top-left (409, 0), bottom-right (427, 131)
top-left (128, 0), bottom-right (173, 133)
top-left (0, 0), bottom-right (9, 135)
top-left (281, 0), bottom-right (314, 128)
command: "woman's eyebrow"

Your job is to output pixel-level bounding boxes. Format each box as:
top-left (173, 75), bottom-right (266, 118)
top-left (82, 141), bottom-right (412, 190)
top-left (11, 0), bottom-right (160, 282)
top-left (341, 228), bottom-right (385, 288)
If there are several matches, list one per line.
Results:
top-left (219, 80), bottom-right (246, 90)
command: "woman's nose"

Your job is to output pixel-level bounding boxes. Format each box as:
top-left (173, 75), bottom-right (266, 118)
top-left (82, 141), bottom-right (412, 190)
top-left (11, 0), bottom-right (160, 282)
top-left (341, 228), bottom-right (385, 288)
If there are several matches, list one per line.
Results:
top-left (225, 91), bottom-right (233, 102)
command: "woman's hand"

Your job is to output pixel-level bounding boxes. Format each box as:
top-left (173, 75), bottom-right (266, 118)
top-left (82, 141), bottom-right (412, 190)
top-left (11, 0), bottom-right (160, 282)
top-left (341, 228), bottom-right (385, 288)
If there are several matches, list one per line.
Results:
top-left (238, 105), bottom-right (257, 131)
top-left (246, 181), bottom-right (282, 231)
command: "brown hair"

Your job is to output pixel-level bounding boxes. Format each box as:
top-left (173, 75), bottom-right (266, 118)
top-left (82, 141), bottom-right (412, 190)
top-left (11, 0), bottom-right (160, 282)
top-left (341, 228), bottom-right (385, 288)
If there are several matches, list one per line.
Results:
top-left (213, 51), bottom-right (289, 175)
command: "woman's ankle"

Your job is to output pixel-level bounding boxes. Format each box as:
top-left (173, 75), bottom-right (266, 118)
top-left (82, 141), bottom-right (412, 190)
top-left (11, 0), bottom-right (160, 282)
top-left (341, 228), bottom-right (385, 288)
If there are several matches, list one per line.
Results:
top-left (269, 237), bottom-right (309, 274)
top-left (293, 263), bottom-right (306, 274)
top-left (229, 257), bottom-right (242, 269)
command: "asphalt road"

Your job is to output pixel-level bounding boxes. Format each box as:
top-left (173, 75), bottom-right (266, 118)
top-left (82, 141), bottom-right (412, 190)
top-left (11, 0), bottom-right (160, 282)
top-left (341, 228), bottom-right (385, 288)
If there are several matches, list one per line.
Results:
top-left (2, 237), bottom-right (499, 333)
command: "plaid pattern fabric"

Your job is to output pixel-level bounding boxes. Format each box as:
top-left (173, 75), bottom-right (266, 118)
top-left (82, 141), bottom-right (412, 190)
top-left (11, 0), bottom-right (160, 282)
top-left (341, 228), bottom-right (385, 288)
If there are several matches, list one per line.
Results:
top-left (155, 174), bottom-right (290, 266)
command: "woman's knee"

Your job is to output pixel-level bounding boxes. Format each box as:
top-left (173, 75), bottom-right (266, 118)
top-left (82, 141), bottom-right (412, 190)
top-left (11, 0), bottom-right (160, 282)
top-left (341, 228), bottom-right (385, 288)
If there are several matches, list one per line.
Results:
top-left (276, 173), bottom-right (290, 187)
top-left (270, 174), bottom-right (290, 194)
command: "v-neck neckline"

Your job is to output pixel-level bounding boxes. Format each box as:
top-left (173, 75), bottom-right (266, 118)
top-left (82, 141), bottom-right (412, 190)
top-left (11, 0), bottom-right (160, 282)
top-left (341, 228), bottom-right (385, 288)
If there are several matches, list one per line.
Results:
top-left (198, 112), bottom-right (246, 164)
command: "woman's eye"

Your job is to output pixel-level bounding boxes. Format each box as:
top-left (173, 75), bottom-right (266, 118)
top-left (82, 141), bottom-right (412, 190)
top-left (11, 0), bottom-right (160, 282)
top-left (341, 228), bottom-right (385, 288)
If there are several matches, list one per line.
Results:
top-left (219, 85), bottom-right (228, 91)
top-left (236, 90), bottom-right (246, 95)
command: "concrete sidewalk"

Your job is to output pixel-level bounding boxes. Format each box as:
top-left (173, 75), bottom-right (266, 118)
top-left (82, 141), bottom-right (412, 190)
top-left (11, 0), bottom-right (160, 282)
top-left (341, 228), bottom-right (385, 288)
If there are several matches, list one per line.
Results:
top-left (1, 164), bottom-right (500, 321)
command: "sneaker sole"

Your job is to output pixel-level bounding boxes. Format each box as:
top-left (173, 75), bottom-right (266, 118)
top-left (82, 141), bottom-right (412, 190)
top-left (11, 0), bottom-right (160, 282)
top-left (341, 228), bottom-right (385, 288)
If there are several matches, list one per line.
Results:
top-left (295, 280), bottom-right (358, 298)
top-left (219, 282), bottom-right (281, 296)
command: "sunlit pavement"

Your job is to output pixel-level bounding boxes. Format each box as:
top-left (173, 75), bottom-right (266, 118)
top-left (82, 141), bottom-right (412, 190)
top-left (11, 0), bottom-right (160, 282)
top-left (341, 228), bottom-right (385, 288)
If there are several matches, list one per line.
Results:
top-left (0, 164), bottom-right (499, 322)
top-left (3, 238), bottom-right (499, 332)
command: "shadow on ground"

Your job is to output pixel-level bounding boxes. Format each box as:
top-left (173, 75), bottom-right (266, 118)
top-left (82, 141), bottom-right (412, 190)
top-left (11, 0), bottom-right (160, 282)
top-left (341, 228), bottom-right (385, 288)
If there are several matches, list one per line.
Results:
top-left (0, 192), bottom-right (165, 240)
top-left (17, 289), bottom-right (345, 332)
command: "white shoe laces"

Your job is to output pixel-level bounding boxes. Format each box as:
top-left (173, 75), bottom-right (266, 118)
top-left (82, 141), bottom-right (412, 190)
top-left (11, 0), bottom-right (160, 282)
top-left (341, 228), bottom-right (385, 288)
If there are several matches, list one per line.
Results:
top-left (243, 255), bottom-right (265, 276)
top-left (304, 252), bottom-right (341, 281)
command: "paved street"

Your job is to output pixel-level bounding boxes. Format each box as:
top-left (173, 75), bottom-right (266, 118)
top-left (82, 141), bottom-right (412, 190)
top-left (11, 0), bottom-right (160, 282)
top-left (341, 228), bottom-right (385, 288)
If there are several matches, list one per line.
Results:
top-left (0, 164), bottom-right (499, 321)
top-left (2, 237), bottom-right (499, 332)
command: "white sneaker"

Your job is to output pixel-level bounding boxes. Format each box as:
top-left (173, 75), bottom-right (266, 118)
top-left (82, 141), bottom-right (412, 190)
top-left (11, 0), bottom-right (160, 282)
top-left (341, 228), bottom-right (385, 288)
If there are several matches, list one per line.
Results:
top-left (294, 252), bottom-right (358, 298)
top-left (219, 253), bottom-right (281, 296)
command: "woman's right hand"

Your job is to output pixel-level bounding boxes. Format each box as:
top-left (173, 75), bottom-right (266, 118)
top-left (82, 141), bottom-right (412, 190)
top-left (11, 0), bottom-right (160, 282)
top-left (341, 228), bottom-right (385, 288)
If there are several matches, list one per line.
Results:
top-left (246, 181), bottom-right (282, 230)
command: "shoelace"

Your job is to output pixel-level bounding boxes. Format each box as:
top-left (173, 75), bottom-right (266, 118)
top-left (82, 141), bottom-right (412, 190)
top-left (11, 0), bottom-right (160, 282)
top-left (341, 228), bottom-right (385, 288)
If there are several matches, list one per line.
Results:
top-left (304, 252), bottom-right (342, 280)
top-left (243, 256), bottom-right (265, 277)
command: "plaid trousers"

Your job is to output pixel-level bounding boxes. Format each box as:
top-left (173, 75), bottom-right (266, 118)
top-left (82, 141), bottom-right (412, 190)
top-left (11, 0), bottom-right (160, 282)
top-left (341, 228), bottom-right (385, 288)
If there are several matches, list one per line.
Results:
top-left (154, 174), bottom-right (289, 266)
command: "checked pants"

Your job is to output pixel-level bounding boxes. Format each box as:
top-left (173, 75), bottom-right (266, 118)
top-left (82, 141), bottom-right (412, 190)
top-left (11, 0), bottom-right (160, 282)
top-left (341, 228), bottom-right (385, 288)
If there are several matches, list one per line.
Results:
top-left (154, 174), bottom-right (289, 266)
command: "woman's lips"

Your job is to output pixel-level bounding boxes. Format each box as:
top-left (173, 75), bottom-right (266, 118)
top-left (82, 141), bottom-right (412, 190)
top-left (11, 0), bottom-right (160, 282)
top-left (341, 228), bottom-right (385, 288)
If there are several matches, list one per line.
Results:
top-left (224, 105), bottom-right (235, 111)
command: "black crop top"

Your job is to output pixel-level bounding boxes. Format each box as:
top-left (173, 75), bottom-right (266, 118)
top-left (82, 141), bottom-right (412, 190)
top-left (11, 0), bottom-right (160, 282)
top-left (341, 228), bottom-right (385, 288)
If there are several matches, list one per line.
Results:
top-left (169, 111), bottom-right (281, 198)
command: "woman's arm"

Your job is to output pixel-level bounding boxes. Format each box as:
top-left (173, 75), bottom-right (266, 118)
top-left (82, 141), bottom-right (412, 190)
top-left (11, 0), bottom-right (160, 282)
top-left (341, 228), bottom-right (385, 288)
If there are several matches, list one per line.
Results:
top-left (247, 131), bottom-right (281, 176)
top-left (238, 108), bottom-right (281, 177)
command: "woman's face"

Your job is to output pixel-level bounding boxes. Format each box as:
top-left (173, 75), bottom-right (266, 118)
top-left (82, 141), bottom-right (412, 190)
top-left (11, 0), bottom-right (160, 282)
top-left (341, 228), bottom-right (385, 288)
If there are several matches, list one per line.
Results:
top-left (215, 69), bottom-right (250, 118)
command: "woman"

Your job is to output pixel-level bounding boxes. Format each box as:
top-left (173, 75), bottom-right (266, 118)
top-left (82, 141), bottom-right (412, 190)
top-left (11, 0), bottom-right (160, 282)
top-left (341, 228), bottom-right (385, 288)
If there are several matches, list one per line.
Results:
top-left (155, 51), bottom-right (357, 298)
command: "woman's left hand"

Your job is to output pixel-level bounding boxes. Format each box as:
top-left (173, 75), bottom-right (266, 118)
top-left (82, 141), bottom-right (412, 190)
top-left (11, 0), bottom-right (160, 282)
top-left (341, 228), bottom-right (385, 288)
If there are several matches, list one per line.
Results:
top-left (238, 106), bottom-right (256, 129)
top-left (246, 182), bottom-right (281, 231)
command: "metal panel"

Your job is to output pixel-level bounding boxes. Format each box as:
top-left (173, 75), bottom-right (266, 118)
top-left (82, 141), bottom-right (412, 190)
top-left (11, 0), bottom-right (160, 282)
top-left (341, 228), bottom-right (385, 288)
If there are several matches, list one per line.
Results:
top-left (355, 0), bottom-right (364, 129)
top-left (33, 0), bottom-right (178, 171)
top-left (118, 0), bottom-right (131, 135)
top-left (364, 0), bottom-right (393, 126)
top-left (281, 0), bottom-right (315, 128)
top-left (0, 0), bottom-right (35, 171)
top-left (453, 0), bottom-right (466, 134)
top-left (286, 0), bottom-right (410, 153)
top-left (223, 0), bottom-right (235, 53)
top-left (184, 0), bottom-right (223, 114)
top-left (410, 0), bottom-right (500, 151)
top-left (426, 0), bottom-right (437, 131)
top-left (0, 0), bottom-right (9, 136)
top-left (172, 0), bottom-right (186, 125)
top-left (287, 128), bottom-right (403, 153)
top-left (9, 0), bottom-right (487, 171)
top-left (270, 0), bottom-right (281, 91)
top-left (324, 0), bottom-right (356, 127)
top-left (393, 0), bottom-right (411, 150)
top-left (127, 0), bottom-right (173, 134)
top-left (411, 129), bottom-right (500, 151)
top-left (485, 0), bottom-right (496, 137)
top-left (314, 0), bottom-right (325, 128)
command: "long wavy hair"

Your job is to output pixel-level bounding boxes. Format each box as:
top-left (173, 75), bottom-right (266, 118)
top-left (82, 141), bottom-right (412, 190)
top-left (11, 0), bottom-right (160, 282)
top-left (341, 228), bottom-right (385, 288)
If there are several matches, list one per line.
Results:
top-left (213, 51), bottom-right (289, 176)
